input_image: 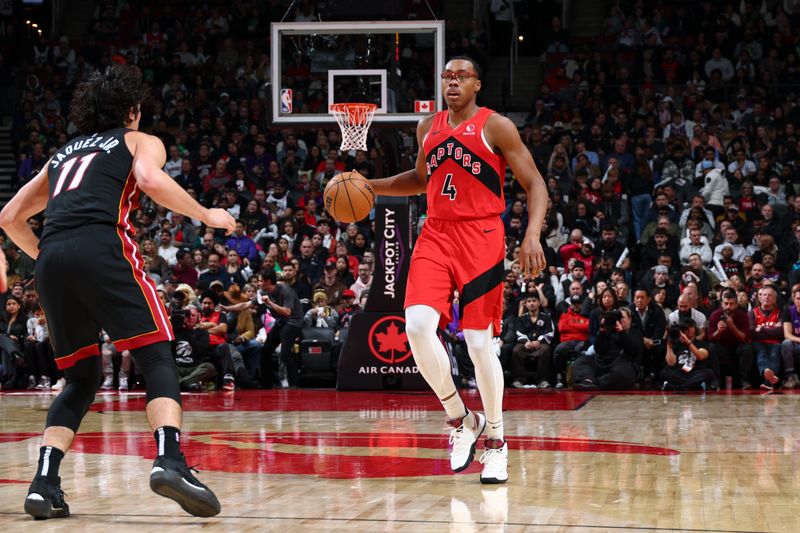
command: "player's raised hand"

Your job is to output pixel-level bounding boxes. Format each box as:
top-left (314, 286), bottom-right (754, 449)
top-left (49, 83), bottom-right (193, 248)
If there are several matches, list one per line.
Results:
top-left (520, 236), bottom-right (547, 279)
top-left (204, 208), bottom-right (236, 235)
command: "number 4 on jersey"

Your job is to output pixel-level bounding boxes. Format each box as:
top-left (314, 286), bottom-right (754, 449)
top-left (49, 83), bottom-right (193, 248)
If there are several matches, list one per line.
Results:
top-left (441, 173), bottom-right (457, 200)
top-left (52, 152), bottom-right (98, 198)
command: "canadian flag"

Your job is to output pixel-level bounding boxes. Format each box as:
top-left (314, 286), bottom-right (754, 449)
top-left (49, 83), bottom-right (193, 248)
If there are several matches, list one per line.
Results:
top-left (414, 100), bottom-right (435, 113)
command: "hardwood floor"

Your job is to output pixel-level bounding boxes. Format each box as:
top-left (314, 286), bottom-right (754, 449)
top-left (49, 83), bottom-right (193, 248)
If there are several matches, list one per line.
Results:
top-left (0, 389), bottom-right (798, 532)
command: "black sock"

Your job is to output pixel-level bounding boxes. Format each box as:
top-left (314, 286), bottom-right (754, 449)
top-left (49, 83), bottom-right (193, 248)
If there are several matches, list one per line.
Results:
top-left (154, 426), bottom-right (182, 460)
top-left (36, 446), bottom-right (64, 482)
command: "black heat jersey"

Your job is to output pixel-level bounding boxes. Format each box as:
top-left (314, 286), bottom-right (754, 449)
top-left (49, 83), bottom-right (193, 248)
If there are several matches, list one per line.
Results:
top-left (36, 128), bottom-right (173, 369)
top-left (42, 128), bottom-right (137, 241)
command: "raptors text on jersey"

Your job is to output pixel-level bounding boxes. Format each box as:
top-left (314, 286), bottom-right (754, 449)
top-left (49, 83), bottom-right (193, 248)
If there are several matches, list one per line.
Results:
top-left (422, 107), bottom-right (506, 220)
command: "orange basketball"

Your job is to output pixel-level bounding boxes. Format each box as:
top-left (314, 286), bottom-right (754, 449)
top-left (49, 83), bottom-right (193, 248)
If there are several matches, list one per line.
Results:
top-left (323, 171), bottom-right (376, 223)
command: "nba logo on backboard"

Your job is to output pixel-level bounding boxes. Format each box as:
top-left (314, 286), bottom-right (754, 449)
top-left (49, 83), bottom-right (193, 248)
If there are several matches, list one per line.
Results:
top-left (281, 89), bottom-right (293, 114)
top-left (414, 100), bottom-right (434, 113)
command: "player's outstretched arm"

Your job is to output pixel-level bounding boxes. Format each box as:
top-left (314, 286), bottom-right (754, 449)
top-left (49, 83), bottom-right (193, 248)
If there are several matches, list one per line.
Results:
top-left (0, 166), bottom-right (50, 260)
top-left (368, 115), bottom-right (432, 197)
top-left (129, 132), bottom-right (236, 235)
top-left (487, 114), bottom-right (548, 278)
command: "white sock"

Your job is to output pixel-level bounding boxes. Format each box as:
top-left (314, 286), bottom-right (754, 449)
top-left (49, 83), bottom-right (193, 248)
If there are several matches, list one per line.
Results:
top-left (464, 326), bottom-right (504, 440)
top-left (405, 305), bottom-right (466, 420)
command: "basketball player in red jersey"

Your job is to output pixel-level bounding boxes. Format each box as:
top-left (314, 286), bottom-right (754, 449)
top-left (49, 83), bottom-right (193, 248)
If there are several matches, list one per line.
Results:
top-left (0, 64), bottom-right (233, 518)
top-left (370, 57), bottom-right (548, 483)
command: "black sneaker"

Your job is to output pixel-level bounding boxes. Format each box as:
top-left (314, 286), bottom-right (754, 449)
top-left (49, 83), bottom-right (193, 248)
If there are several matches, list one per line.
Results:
top-left (24, 476), bottom-right (69, 520)
top-left (150, 454), bottom-right (221, 517)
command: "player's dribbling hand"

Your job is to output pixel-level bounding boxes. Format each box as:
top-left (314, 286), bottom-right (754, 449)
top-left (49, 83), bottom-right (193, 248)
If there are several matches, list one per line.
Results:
top-left (520, 237), bottom-right (546, 279)
top-left (205, 208), bottom-right (236, 235)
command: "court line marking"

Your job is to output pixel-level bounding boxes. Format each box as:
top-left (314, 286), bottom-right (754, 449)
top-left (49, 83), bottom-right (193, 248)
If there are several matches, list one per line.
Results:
top-left (0, 511), bottom-right (769, 532)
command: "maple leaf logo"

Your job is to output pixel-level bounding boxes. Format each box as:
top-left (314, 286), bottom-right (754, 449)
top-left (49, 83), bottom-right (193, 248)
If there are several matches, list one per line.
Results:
top-left (375, 322), bottom-right (408, 357)
top-left (368, 316), bottom-right (412, 364)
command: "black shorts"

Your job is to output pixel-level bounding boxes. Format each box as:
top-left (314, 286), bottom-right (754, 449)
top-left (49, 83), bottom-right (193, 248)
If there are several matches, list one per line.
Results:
top-left (36, 224), bottom-right (174, 370)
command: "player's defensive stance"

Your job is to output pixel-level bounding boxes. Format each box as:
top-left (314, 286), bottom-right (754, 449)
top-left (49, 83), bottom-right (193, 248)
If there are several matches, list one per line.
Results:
top-left (0, 64), bottom-right (235, 518)
top-left (370, 57), bottom-right (548, 483)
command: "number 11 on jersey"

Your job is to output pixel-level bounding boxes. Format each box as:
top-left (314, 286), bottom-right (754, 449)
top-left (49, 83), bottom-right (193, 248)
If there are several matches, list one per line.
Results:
top-left (441, 173), bottom-right (457, 200)
top-left (52, 152), bottom-right (98, 198)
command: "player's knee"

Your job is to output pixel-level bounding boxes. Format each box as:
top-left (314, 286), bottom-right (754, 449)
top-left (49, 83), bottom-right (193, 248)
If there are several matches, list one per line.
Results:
top-left (463, 329), bottom-right (492, 356)
top-left (404, 306), bottom-right (437, 341)
top-left (131, 341), bottom-right (182, 405)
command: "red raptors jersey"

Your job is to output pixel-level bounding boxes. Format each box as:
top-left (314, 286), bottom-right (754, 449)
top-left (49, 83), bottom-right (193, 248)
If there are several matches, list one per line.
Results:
top-left (423, 107), bottom-right (506, 220)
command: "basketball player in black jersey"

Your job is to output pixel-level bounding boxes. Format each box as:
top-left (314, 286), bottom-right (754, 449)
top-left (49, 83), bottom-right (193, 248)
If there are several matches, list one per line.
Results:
top-left (0, 64), bottom-right (235, 519)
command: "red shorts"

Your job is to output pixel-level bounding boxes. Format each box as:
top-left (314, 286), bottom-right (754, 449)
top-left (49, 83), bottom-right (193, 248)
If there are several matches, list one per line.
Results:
top-left (405, 217), bottom-right (505, 335)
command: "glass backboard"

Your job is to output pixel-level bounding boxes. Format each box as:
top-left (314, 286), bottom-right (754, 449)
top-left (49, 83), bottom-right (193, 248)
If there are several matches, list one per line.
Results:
top-left (271, 20), bottom-right (445, 125)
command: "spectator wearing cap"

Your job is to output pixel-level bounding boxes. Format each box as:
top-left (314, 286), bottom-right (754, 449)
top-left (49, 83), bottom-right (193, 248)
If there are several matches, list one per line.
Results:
top-left (553, 292), bottom-right (590, 388)
top-left (313, 262), bottom-right (348, 308)
top-left (337, 288), bottom-right (359, 329)
top-left (173, 248), bottom-right (199, 287)
top-left (304, 290), bottom-right (340, 329)
top-left (558, 236), bottom-right (595, 280)
top-left (645, 265), bottom-right (680, 309)
top-left (508, 292), bottom-right (555, 388)
top-left (225, 220), bottom-right (259, 267)
top-left (198, 252), bottom-right (233, 290)
top-left (561, 259), bottom-right (591, 297)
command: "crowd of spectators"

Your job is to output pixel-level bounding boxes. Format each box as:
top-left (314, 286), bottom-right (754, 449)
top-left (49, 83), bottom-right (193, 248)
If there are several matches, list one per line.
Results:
top-left (2, 0), bottom-right (800, 393)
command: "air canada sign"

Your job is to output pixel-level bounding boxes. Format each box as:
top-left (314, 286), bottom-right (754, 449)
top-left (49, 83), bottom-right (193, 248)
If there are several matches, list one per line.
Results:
top-left (358, 316), bottom-right (419, 375)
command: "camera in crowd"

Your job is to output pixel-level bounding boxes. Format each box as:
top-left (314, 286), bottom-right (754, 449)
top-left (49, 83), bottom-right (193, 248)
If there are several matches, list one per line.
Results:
top-left (602, 309), bottom-right (623, 330)
top-left (170, 307), bottom-right (188, 330)
top-left (667, 324), bottom-right (682, 343)
top-left (668, 319), bottom-right (694, 344)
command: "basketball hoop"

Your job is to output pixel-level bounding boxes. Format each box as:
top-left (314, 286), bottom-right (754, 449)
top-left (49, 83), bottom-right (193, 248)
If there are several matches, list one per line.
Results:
top-left (330, 103), bottom-right (377, 152)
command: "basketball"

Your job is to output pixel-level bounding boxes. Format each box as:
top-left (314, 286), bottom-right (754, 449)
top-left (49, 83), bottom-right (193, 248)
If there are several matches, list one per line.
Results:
top-left (323, 171), bottom-right (376, 223)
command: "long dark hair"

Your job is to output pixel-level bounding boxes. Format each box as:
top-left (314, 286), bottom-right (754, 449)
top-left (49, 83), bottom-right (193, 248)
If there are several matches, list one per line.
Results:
top-left (68, 64), bottom-right (145, 134)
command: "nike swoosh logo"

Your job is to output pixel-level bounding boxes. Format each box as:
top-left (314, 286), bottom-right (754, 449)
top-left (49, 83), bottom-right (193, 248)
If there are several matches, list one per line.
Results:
top-left (483, 229), bottom-right (496, 233)
top-left (491, 425), bottom-right (502, 429)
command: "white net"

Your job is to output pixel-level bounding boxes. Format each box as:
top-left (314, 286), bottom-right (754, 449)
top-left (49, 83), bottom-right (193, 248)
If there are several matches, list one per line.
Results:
top-left (330, 103), bottom-right (377, 151)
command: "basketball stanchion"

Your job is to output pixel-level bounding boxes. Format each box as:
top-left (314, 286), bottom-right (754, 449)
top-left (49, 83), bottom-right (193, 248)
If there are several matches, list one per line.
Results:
top-left (329, 103), bottom-right (425, 390)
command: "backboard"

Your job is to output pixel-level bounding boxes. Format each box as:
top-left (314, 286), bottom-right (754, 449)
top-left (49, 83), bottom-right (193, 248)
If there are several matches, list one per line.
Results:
top-left (270, 20), bottom-right (445, 125)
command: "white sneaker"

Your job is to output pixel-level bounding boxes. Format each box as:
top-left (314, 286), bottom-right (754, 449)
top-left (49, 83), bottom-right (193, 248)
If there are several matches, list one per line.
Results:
top-left (479, 440), bottom-right (508, 484)
top-left (100, 376), bottom-right (114, 390)
top-left (118, 377), bottom-right (128, 391)
top-left (279, 378), bottom-right (289, 389)
top-left (448, 411), bottom-right (486, 472)
top-left (35, 377), bottom-right (51, 390)
top-left (51, 378), bottom-right (66, 391)
top-left (511, 380), bottom-right (524, 388)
